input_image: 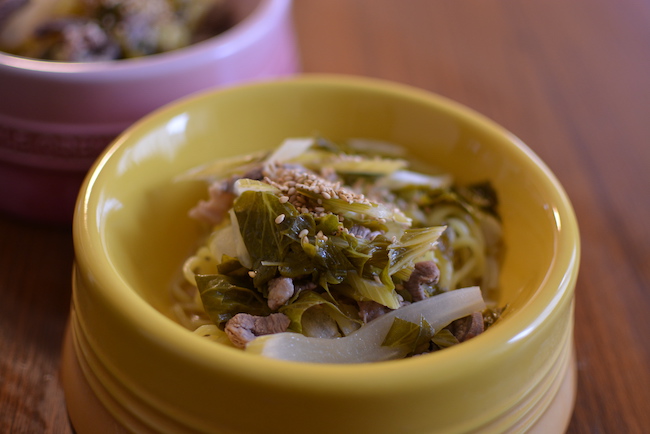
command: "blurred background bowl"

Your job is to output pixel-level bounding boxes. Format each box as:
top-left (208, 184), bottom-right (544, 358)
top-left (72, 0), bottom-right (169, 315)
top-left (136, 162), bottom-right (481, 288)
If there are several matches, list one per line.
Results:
top-left (0, 0), bottom-right (298, 224)
top-left (64, 75), bottom-right (580, 433)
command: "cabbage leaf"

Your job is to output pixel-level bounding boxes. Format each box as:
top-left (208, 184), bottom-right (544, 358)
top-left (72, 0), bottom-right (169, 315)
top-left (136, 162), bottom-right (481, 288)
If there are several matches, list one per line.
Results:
top-left (381, 316), bottom-right (435, 356)
top-left (279, 291), bottom-right (361, 336)
top-left (196, 274), bottom-right (271, 328)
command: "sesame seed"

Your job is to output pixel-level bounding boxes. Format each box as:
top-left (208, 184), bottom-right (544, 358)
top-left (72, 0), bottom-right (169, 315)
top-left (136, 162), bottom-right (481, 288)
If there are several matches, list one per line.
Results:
top-left (321, 192), bottom-right (331, 199)
top-left (248, 270), bottom-right (257, 278)
top-left (299, 229), bottom-right (309, 239)
top-left (275, 214), bottom-right (285, 224)
top-left (279, 195), bottom-right (289, 203)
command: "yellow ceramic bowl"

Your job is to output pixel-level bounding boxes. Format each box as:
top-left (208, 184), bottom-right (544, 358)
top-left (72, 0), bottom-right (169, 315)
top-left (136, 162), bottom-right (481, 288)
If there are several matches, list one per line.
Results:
top-left (63, 76), bottom-right (580, 433)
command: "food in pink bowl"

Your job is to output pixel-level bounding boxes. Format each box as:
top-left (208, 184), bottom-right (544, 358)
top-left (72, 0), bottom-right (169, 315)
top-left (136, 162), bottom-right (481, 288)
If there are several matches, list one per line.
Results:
top-left (0, 0), bottom-right (299, 223)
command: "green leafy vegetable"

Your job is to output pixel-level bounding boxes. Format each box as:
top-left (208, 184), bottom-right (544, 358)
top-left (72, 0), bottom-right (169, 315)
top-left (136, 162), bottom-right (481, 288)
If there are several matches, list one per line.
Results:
top-left (175, 150), bottom-right (267, 182)
top-left (343, 272), bottom-right (401, 309)
top-left (328, 156), bottom-right (408, 176)
top-left (315, 194), bottom-right (412, 225)
top-left (388, 226), bottom-right (446, 276)
top-left (279, 291), bottom-right (361, 336)
top-left (431, 328), bottom-right (460, 349)
top-left (196, 274), bottom-right (271, 328)
top-left (233, 190), bottom-right (299, 289)
top-left (381, 316), bottom-right (435, 356)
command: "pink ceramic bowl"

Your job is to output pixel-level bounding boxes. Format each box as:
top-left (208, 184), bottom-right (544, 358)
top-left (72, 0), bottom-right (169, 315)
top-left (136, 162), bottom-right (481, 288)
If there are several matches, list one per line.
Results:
top-left (0, 0), bottom-right (299, 224)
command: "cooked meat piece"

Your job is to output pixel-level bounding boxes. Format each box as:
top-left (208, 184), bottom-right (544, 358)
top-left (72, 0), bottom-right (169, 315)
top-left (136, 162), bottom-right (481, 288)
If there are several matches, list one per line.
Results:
top-left (348, 225), bottom-right (383, 241)
top-left (188, 183), bottom-right (235, 225)
top-left (0, 0), bottom-right (28, 28)
top-left (358, 300), bottom-right (390, 323)
top-left (34, 18), bottom-right (120, 61)
top-left (447, 312), bottom-right (484, 342)
top-left (225, 313), bottom-right (291, 349)
top-left (403, 261), bottom-right (440, 302)
top-left (267, 277), bottom-right (295, 310)
top-left (293, 279), bottom-right (317, 293)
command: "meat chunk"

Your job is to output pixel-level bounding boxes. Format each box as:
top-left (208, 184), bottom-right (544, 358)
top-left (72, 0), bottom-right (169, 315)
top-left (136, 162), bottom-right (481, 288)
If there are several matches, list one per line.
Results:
top-left (225, 313), bottom-right (291, 349)
top-left (404, 261), bottom-right (440, 302)
top-left (188, 183), bottom-right (235, 225)
top-left (348, 225), bottom-right (383, 241)
top-left (358, 300), bottom-right (390, 323)
top-left (267, 277), bottom-right (295, 310)
top-left (447, 312), bottom-right (484, 342)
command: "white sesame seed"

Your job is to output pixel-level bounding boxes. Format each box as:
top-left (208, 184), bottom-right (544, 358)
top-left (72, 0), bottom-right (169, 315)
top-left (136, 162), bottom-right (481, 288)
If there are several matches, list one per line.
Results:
top-left (299, 229), bottom-right (309, 238)
top-left (248, 270), bottom-right (257, 278)
top-left (275, 214), bottom-right (285, 224)
top-left (279, 195), bottom-right (289, 203)
top-left (321, 192), bottom-right (331, 199)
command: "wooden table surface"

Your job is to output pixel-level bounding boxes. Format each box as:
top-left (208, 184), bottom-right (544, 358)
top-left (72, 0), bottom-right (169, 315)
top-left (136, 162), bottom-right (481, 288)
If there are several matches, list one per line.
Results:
top-left (1, 0), bottom-right (649, 432)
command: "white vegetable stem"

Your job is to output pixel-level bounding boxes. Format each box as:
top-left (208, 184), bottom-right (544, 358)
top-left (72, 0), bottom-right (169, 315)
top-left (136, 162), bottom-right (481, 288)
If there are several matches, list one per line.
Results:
top-left (246, 286), bottom-right (486, 363)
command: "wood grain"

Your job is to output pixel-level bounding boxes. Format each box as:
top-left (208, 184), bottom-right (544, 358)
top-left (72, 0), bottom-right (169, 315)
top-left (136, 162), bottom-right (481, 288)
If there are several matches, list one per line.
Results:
top-left (1, 0), bottom-right (648, 432)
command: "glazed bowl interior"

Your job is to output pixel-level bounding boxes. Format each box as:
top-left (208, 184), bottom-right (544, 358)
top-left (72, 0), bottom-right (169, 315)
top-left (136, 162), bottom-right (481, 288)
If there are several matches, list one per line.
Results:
top-left (73, 75), bottom-right (579, 433)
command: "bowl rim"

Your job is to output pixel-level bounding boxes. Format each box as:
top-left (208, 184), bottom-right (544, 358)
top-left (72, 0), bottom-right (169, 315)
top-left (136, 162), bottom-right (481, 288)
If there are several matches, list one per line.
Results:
top-left (74, 74), bottom-right (580, 388)
top-left (0, 0), bottom-right (292, 78)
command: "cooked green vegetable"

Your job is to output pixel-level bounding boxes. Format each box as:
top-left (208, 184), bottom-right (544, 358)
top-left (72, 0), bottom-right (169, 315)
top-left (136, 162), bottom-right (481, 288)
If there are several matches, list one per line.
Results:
top-left (173, 137), bottom-right (505, 363)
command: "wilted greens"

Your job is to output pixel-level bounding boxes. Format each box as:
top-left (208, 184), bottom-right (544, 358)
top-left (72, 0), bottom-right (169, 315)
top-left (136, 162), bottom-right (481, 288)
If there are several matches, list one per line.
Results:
top-left (173, 137), bottom-right (504, 362)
